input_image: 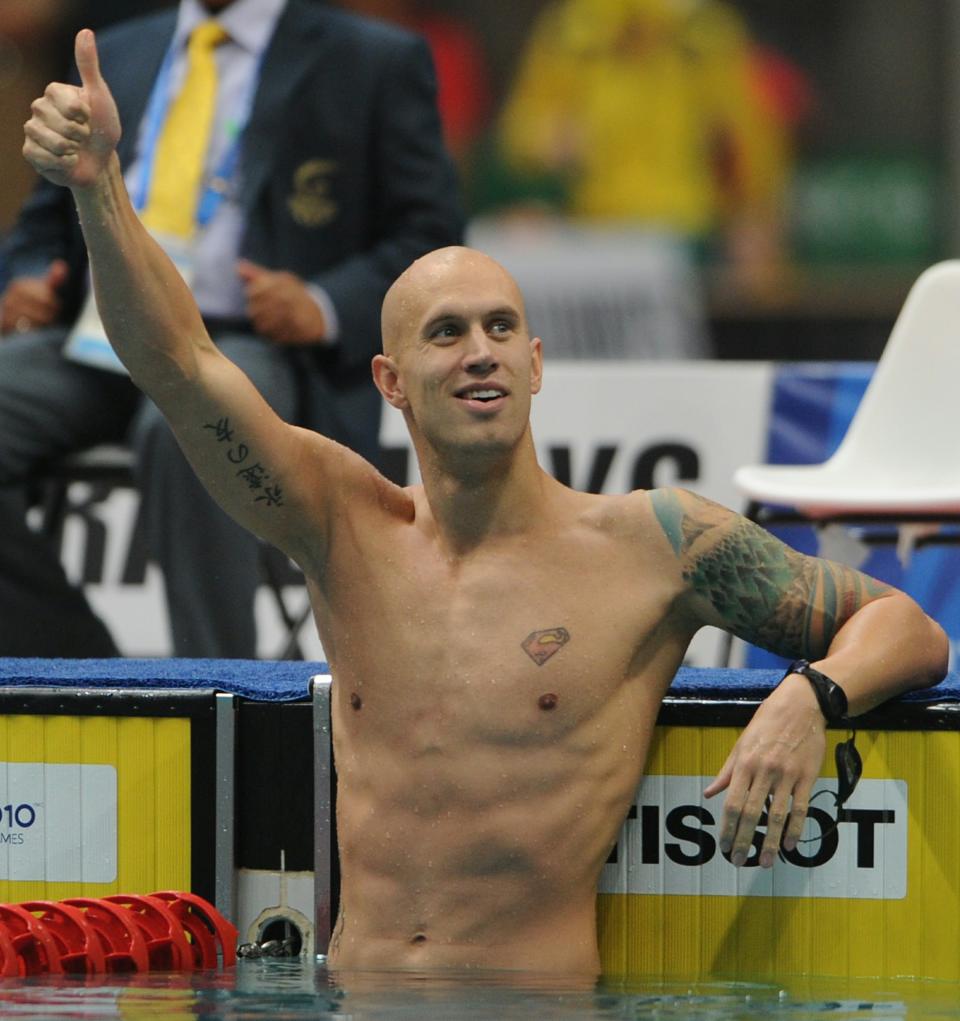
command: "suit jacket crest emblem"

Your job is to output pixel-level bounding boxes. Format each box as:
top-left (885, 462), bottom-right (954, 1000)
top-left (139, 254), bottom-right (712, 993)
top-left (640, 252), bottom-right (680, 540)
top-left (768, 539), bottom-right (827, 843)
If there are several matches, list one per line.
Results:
top-left (287, 159), bottom-right (338, 228)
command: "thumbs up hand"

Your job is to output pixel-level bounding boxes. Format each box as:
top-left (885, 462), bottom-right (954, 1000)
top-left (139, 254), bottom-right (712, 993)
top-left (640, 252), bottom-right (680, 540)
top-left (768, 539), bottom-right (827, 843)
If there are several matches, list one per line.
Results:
top-left (23, 29), bottom-right (121, 190)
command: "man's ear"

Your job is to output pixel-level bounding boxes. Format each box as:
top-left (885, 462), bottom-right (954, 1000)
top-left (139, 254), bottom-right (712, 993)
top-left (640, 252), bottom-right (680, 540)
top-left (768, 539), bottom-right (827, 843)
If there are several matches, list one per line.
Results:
top-left (529, 337), bottom-right (543, 395)
top-left (372, 353), bottom-right (408, 409)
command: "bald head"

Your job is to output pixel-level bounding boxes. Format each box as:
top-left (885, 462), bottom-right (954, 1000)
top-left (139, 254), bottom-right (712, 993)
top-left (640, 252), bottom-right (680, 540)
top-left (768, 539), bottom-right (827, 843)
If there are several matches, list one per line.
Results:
top-left (381, 247), bottom-right (527, 355)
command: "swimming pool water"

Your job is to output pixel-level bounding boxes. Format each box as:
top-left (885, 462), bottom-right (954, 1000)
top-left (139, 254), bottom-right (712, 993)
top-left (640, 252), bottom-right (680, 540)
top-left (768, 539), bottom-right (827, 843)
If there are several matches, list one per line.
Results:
top-left (0, 959), bottom-right (956, 1020)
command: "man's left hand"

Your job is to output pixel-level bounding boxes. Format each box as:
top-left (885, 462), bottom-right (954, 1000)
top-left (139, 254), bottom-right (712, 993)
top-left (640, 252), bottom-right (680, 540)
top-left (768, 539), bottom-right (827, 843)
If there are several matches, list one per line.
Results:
top-left (23, 30), bottom-right (121, 192)
top-left (703, 675), bottom-right (827, 868)
top-left (237, 259), bottom-right (327, 345)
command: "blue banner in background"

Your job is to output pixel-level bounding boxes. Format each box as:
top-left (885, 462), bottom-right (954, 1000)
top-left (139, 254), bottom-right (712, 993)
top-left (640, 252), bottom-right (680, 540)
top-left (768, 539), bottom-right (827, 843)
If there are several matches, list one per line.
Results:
top-left (745, 363), bottom-right (959, 670)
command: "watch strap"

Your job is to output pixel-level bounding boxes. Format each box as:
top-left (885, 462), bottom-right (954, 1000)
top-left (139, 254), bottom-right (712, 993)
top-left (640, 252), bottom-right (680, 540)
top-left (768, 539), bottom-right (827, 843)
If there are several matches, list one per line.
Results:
top-left (783, 658), bottom-right (849, 723)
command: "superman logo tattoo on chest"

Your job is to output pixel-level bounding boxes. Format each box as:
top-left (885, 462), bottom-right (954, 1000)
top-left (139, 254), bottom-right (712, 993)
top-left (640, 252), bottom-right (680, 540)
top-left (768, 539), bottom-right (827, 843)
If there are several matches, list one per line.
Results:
top-left (522, 627), bottom-right (571, 666)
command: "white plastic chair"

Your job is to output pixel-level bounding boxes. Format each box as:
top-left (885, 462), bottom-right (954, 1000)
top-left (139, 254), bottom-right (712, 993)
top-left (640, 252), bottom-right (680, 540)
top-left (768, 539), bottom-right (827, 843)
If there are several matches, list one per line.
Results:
top-left (735, 260), bottom-right (960, 524)
top-left (723, 261), bottom-right (960, 666)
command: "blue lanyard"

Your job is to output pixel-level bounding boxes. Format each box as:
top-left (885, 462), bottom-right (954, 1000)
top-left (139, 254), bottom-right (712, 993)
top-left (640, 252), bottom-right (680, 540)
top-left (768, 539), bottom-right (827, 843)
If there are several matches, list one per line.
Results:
top-left (133, 33), bottom-right (260, 229)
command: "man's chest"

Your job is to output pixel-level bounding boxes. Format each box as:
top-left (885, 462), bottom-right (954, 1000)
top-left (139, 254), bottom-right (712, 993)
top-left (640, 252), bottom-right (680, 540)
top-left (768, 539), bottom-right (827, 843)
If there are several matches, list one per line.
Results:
top-left (322, 528), bottom-right (682, 748)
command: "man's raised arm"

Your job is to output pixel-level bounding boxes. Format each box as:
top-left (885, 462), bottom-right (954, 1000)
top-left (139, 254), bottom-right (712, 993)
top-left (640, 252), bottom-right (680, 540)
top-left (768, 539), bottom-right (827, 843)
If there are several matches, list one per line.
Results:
top-left (650, 487), bottom-right (949, 867)
top-left (23, 30), bottom-right (342, 569)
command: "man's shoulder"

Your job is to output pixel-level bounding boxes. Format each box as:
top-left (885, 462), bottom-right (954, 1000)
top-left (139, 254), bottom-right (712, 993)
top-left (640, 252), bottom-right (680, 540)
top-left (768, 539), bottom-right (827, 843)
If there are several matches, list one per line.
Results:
top-left (647, 486), bottom-right (736, 554)
top-left (84, 9), bottom-right (175, 83)
top-left (267, 1), bottom-right (430, 92)
top-left (95, 9), bottom-right (177, 52)
top-left (331, 445), bottom-right (418, 524)
top-left (291, 0), bottom-right (423, 54)
top-left (571, 488), bottom-right (669, 549)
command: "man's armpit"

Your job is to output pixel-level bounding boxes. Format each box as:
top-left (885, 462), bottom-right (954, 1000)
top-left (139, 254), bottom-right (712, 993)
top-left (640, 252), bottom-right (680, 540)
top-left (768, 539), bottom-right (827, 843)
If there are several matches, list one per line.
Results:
top-left (650, 488), bottom-right (893, 659)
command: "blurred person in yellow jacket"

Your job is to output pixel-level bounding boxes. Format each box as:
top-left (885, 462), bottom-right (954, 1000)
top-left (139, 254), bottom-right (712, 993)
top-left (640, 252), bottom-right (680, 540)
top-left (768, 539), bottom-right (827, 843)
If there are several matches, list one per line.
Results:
top-left (494, 0), bottom-right (809, 291)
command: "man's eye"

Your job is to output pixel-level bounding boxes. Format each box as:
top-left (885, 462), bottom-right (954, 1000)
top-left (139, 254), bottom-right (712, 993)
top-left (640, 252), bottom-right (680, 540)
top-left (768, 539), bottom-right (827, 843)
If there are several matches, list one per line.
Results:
top-left (431, 325), bottom-right (458, 339)
top-left (490, 320), bottom-right (512, 334)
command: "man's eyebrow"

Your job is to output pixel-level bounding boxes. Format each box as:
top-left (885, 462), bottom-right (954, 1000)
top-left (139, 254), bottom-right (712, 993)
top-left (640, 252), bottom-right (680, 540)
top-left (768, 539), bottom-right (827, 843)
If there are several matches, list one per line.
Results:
top-left (422, 310), bottom-right (462, 334)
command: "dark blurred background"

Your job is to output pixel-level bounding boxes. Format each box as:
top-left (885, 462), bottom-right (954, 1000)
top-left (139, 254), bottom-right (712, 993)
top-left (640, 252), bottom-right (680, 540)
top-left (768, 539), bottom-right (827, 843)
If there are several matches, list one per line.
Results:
top-left (2, 0), bottom-right (955, 362)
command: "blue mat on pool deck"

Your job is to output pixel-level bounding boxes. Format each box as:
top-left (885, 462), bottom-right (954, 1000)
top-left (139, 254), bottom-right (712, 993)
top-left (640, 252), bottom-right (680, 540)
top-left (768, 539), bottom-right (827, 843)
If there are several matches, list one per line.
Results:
top-left (0, 658), bottom-right (327, 701)
top-left (0, 659), bottom-right (957, 704)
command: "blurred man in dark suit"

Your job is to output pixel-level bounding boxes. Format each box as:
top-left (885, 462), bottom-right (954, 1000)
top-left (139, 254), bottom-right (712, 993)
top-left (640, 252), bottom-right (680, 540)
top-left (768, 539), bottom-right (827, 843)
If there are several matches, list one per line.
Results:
top-left (0, 0), bottom-right (462, 656)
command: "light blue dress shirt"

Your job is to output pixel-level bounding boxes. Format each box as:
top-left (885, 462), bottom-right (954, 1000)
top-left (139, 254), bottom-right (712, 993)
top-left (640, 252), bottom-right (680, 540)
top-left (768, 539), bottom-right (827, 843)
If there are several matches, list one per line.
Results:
top-left (124, 0), bottom-right (338, 337)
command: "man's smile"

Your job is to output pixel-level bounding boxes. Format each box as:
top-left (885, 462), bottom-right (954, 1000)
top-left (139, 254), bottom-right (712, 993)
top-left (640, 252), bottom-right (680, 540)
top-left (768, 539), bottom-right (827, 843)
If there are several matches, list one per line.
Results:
top-left (454, 383), bottom-right (509, 411)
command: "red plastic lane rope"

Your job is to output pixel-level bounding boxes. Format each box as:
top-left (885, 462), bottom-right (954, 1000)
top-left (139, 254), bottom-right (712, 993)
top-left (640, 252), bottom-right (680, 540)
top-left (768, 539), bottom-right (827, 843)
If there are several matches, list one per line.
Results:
top-left (63, 897), bottom-right (151, 973)
top-left (0, 892), bottom-right (237, 974)
top-left (147, 892), bottom-right (238, 969)
top-left (102, 893), bottom-right (194, 971)
top-left (16, 901), bottom-right (105, 975)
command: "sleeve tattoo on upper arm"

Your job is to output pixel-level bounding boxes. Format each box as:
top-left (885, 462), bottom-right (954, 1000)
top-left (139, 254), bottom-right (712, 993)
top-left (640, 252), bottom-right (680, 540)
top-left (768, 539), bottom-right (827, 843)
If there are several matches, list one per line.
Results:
top-left (650, 489), bottom-right (892, 659)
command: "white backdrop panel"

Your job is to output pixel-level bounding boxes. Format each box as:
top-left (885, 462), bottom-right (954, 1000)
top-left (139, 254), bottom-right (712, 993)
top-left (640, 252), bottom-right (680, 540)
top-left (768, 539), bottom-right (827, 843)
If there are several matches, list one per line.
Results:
top-left (66, 362), bottom-right (774, 659)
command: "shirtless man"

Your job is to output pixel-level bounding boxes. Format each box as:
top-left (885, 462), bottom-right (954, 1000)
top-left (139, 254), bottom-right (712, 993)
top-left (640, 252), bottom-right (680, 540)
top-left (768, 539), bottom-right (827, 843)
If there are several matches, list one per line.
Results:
top-left (23, 32), bottom-right (949, 976)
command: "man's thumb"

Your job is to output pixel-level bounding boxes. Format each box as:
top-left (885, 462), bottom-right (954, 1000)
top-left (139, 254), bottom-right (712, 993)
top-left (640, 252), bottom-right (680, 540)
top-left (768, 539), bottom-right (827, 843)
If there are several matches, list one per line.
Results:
top-left (45, 259), bottom-right (69, 292)
top-left (75, 29), bottom-right (104, 91)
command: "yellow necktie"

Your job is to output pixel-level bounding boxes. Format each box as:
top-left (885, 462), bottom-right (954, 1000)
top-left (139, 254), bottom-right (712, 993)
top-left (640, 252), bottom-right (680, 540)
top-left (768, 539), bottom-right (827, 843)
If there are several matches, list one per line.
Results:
top-left (141, 21), bottom-right (228, 238)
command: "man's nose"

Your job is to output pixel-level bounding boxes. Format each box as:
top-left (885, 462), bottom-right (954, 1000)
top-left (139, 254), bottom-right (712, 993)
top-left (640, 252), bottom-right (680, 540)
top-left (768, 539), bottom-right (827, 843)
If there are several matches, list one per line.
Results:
top-left (462, 326), bottom-right (497, 372)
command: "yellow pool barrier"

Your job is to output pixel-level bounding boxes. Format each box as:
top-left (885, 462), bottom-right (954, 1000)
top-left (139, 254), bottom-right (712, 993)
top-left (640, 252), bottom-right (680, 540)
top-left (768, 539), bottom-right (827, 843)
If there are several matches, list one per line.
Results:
top-left (598, 715), bottom-right (960, 981)
top-left (0, 686), bottom-right (233, 920)
top-left (1, 663), bottom-right (958, 981)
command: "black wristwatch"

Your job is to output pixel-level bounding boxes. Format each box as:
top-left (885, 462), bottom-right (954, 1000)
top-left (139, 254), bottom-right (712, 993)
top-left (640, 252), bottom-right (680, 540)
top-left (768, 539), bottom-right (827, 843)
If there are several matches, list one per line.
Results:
top-left (783, 658), bottom-right (849, 724)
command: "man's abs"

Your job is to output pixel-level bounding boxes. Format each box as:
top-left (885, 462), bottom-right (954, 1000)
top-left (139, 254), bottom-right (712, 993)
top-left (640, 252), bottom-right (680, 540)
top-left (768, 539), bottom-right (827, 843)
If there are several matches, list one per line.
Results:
top-left (328, 863), bottom-right (602, 975)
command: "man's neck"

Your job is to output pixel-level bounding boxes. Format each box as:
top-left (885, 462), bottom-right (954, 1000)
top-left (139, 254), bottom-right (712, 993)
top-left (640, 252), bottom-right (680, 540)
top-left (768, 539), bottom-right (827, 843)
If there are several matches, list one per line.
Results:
top-left (415, 434), bottom-right (555, 556)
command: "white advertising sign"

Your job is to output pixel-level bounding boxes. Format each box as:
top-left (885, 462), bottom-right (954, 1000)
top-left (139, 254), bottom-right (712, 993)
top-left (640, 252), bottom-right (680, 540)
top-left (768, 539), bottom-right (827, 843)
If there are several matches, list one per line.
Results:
top-left (600, 775), bottom-right (907, 900)
top-left (60, 362), bottom-right (773, 657)
top-left (0, 763), bottom-right (118, 883)
top-left (381, 362), bottom-right (773, 513)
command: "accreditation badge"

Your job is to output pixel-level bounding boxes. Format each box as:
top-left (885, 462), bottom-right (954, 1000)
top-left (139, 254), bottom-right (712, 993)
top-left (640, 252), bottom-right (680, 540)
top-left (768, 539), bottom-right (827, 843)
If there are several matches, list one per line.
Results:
top-left (64, 233), bottom-right (196, 374)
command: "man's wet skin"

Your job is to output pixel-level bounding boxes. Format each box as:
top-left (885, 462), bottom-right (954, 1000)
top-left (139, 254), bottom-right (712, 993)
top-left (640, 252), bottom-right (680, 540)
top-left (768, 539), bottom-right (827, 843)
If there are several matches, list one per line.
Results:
top-left (316, 248), bottom-right (695, 975)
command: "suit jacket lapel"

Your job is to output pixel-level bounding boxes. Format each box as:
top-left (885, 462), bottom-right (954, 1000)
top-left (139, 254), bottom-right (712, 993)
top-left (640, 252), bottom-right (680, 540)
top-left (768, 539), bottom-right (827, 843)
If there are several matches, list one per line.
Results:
top-left (114, 14), bottom-right (177, 169)
top-left (239, 0), bottom-right (333, 210)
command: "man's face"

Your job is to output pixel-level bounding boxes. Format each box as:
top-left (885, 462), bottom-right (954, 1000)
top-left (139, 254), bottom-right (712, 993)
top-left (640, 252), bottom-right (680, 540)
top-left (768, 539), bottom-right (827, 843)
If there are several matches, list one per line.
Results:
top-left (377, 250), bottom-right (543, 461)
